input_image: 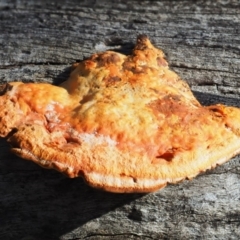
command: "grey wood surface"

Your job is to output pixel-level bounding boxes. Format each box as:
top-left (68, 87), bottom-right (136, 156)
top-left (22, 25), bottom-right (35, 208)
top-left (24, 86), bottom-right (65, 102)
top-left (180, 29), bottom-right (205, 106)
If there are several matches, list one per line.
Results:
top-left (1, 0), bottom-right (240, 239)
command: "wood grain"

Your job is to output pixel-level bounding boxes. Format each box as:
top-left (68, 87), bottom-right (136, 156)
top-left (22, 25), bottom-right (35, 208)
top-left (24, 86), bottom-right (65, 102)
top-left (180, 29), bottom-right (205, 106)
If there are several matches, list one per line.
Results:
top-left (0, 0), bottom-right (240, 239)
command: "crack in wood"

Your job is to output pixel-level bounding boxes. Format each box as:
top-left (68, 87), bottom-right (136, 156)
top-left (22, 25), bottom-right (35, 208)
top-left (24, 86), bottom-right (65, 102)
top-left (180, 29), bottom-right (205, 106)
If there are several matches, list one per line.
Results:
top-left (171, 64), bottom-right (235, 74)
top-left (83, 233), bottom-right (154, 239)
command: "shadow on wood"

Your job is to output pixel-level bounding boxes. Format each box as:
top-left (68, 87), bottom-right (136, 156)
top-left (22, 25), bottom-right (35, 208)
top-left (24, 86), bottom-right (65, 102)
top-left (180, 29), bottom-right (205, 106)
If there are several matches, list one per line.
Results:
top-left (193, 91), bottom-right (240, 108)
top-left (0, 138), bottom-right (145, 240)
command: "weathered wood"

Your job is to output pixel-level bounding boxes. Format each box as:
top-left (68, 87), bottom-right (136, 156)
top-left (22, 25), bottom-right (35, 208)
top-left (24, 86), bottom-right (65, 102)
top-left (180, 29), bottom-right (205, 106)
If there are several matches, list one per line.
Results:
top-left (1, 0), bottom-right (240, 239)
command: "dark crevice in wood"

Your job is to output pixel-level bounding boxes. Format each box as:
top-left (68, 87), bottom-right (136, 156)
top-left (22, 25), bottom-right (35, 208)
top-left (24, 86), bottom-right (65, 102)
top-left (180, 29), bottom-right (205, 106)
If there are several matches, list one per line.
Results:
top-left (171, 64), bottom-right (235, 74)
top-left (193, 91), bottom-right (240, 107)
top-left (0, 62), bottom-right (70, 69)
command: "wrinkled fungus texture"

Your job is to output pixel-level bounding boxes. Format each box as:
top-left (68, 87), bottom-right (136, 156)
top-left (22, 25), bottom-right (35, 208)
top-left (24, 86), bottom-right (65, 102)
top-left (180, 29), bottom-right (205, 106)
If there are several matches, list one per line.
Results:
top-left (1, 35), bottom-right (240, 192)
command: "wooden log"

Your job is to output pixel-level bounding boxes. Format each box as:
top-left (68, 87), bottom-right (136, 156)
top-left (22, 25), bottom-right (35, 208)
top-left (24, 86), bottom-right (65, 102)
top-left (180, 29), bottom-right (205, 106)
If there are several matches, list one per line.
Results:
top-left (0, 0), bottom-right (240, 239)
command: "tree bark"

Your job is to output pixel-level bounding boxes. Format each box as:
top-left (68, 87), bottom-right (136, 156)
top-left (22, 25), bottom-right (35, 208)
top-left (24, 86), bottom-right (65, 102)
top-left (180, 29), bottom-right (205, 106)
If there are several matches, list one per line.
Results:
top-left (0, 0), bottom-right (240, 239)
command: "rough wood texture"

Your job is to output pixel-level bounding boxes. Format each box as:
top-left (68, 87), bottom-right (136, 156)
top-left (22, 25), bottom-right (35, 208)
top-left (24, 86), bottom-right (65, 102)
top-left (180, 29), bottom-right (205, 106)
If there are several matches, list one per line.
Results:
top-left (1, 0), bottom-right (240, 239)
